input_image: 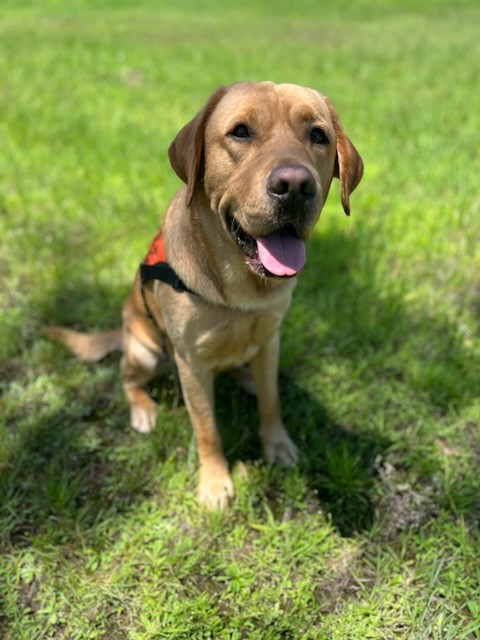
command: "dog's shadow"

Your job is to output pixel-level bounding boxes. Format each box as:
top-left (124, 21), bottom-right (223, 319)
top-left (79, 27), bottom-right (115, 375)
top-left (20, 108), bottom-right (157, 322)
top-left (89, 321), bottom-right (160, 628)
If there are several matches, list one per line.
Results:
top-left (216, 224), bottom-right (480, 535)
top-left (6, 222), bottom-right (478, 542)
top-left (215, 372), bottom-right (387, 536)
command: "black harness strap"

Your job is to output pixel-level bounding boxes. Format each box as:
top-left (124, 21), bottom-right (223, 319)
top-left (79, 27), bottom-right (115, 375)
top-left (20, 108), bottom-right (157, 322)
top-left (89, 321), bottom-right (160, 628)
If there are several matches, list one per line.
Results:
top-left (139, 261), bottom-right (195, 323)
top-left (139, 260), bottom-right (196, 362)
top-left (139, 262), bottom-right (193, 294)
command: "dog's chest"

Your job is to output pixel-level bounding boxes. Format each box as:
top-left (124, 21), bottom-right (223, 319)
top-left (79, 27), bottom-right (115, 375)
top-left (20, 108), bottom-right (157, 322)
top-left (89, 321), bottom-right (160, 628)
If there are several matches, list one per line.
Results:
top-left (194, 312), bottom-right (280, 370)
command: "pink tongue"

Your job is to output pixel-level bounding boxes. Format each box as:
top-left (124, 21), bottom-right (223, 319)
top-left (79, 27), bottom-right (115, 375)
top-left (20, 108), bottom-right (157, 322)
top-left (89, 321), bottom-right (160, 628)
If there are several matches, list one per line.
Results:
top-left (256, 230), bottom-right (306, 277)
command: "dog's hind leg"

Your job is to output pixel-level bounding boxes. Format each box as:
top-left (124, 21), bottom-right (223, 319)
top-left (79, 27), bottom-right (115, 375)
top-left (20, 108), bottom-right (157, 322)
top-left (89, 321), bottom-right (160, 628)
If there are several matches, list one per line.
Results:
top-left (121, 329), bottom-right (165, 434)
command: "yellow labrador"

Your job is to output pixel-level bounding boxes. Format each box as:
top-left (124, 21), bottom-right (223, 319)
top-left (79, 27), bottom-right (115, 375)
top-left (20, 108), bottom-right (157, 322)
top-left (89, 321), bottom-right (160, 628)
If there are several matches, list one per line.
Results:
top-left (47, 82), bottom-right (363, 509)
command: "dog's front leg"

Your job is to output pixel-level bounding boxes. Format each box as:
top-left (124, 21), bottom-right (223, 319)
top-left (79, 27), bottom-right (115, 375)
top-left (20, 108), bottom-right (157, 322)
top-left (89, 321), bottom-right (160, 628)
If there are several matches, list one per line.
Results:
top-left (250, 333), bottom-right (298, 466)
top-left (174, 355), bottom-right (234, 510)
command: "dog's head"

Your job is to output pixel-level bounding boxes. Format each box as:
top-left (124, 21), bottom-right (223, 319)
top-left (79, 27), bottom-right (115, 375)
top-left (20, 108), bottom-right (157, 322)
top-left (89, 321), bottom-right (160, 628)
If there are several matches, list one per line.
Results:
top-left (169, 82), bottom-right (363, 279)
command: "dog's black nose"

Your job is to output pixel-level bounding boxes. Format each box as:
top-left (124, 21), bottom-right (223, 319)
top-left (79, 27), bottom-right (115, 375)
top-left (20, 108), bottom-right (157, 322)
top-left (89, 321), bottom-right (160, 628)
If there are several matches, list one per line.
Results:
top-left (267, 164), bottom-right (316, 202)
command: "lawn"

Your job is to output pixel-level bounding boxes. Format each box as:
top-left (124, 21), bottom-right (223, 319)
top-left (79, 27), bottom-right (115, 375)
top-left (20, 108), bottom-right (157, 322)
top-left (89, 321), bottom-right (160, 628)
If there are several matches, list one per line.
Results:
top-left (1, 0), bottom-right (479, 638)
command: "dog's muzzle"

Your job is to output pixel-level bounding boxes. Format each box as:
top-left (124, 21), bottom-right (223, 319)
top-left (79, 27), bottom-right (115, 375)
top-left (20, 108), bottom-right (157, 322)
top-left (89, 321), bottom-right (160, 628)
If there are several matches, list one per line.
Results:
top-left (227, 164), bottom-right (319, 279)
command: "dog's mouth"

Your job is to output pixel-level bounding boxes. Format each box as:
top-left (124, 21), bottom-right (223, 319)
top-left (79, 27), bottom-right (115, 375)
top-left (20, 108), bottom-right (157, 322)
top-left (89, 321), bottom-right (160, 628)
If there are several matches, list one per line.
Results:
top-left (227, 213), bottom-right (306, 278)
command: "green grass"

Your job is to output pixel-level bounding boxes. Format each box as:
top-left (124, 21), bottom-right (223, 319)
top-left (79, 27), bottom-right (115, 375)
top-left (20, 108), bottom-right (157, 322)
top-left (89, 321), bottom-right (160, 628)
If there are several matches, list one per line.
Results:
top-left (1, 0), bottom-right (479, 638)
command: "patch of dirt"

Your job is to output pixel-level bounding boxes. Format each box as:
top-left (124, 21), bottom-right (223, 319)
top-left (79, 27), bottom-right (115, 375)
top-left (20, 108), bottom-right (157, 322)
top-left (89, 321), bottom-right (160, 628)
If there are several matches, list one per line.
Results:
top-left (374, 457), bottom-right (440, 540)
top-left (16, 577), bottom-right (41, 616)
top-left (313, 548), bottom-right (363, 615)
top-left (100, 610), bottom-right (131, 640)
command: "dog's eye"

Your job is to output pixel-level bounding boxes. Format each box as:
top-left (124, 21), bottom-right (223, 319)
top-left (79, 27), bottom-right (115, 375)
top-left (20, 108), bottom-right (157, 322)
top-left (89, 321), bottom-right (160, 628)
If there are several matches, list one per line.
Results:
top-left (310, 127), bottom-right (329, 145)
top-left (229, 124), bottom-right (250, 140)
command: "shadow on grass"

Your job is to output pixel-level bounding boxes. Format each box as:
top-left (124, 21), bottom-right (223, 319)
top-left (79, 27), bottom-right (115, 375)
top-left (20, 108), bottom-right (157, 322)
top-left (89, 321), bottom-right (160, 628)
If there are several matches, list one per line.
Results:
top-left (1, 372), bottom-right (140, 547)
top-left (216, 373), bottom-right (388, 536)
top-left (38, 268), bottom-right (129, 332)
top-left (292, 227), bottom-right (480, 416)
top-left (0, 366), bottom-right (190, 554)
top-left (2, 223), bottom-right (479, 548)
top-left (0, 268), bottom-right (170, 551)
top-left (217, 226), bottom-right (480, 534)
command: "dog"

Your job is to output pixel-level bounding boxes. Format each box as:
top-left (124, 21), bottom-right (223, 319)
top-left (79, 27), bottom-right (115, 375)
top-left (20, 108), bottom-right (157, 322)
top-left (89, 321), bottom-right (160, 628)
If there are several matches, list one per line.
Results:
top-left (46, 82), bottom-right (363, 509)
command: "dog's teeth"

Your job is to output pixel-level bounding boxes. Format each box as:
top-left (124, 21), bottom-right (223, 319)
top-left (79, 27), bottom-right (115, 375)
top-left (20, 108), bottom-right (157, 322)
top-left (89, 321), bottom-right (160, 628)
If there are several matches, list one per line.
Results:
top-left (227, 214), bottom-right (259, 261)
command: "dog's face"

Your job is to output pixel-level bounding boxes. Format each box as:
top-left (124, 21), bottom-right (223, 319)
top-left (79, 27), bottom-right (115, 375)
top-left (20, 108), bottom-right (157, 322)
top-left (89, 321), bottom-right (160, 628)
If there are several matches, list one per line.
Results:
top-left (169, 82), bottom-right (363, 279)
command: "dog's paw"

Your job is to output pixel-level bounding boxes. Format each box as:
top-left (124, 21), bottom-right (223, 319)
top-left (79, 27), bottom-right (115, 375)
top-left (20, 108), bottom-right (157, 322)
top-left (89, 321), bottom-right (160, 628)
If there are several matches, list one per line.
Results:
top-left (262, 429), bottom-right (298, 466)
top-left (130, 400), bottom-right (157, 434)
top-left (198, 467), bottom-right (235, 510)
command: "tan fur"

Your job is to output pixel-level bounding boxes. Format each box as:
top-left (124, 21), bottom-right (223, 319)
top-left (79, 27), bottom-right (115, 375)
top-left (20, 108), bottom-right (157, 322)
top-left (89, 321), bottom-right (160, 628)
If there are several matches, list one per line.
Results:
top-left (44, 326), bottom-right (122, 362)
top-left (47, 82), bottom-right (363, 509)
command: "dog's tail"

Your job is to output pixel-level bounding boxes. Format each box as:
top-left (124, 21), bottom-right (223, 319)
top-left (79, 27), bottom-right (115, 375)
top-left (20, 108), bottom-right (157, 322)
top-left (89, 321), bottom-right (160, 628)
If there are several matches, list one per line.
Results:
top-left (44, 326), bottom-right (123, 362)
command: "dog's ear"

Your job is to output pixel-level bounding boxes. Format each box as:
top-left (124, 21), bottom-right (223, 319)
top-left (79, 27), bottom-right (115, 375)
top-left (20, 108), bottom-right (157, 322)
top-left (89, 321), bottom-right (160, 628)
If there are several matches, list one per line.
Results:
top-left (327, 103), bottom-right (364, 216)
top-left (168, 86), bottom-right (228, 206)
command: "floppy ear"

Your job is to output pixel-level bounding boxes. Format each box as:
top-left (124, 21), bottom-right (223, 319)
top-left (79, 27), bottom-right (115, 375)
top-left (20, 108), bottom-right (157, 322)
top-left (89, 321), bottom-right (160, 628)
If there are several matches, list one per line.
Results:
top-left (168, 86), bottom-right (228, 206)
top-left (328, 104), bottom-right (364, 215)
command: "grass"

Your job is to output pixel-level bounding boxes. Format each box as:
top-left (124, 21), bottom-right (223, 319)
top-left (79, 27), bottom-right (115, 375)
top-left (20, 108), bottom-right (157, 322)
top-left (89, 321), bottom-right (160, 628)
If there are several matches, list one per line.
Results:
top-left (1, 0), bottom-right (479, 637)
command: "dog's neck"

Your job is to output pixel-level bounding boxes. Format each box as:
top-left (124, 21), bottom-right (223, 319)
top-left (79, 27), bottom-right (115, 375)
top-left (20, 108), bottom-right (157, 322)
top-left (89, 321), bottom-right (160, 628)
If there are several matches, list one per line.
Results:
top-left (163, 188), bottom-right (296, 313)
